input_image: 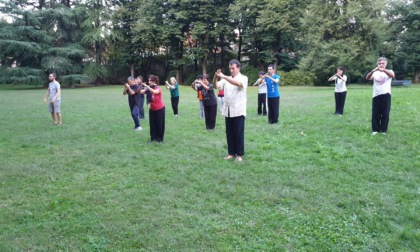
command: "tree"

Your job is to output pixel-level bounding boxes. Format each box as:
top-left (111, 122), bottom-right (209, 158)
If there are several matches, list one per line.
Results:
top-left (0, 0), bottom-right (86, 85)
top-left (389, 0), bottom-right (420, 82)
top-left (81, 0), bottom-right (114, 85)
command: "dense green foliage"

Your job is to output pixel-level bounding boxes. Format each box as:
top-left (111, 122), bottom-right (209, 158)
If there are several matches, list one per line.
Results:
top-left (0, 85), bottom-right (419, 250)
top-left (0, 0), bottom-right (418, 85)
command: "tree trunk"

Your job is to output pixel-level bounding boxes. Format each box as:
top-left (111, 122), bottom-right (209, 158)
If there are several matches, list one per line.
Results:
top-left (414, 67), bottom-right (420, 83)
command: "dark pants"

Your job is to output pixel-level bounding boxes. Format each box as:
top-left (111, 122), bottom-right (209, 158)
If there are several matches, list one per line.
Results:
top-left (225, 116), bottom-right (245, 156)
top-left (170, 96), bottom-right (179, 115)
top-left (267, 97), bottom-right (280, 124)
top-left (372, 93), bottom-right (391, 133)
top-left (149, 107), bottom-right (165, 142)
top-left (139, 97), bottom-right (145, 119)
top-left (335, 91), bottom-right (347, 115)
top-left (204, 104), bottom-right (217, 129)
top-left (258, 93), bottom-right (267, 115)
top-left (129, 104), bottom-right (140, 128)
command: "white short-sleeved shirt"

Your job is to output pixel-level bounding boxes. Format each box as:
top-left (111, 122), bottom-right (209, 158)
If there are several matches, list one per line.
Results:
top-left (258, 80), bottom-right (267, 94)
top-left (332, 75), bottom-right (347, 92)
top-left (217, 73), bottom-right (248, 117)
top-left (372, 71), bottom-right (393, 97)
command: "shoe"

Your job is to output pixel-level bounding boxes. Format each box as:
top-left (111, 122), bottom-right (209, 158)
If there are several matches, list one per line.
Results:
top-left (381, 132), bottom-right (387, 135)
top-left (223, 155), bottom-right (235, 160)
top-left (235, 156), bottom-right (243, 162)
top-left (371, 131), bottom-right (378, 135)
top-left (134, 126), bottom-right (143, 131)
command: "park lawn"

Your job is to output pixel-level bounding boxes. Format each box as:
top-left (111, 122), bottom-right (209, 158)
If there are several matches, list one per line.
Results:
top-left (0, 84), bottom-right (419, 251)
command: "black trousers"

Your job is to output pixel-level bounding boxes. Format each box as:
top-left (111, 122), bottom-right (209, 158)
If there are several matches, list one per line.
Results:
top-left (372, 93), bottom-right (391, 133)
top-left (149, 107), bottom-right (165, 142)
top-left (258, 93), bottom-right (267, 115)
top-left (225, 116), bottom-right (245, 156)
top-left (267, 97), bottom-right (280, 124)
top-left (204, 104), bottom-right (217, 129)
top-left (171, 96), bottom-right (179, 115)
top-left (334, 91), bottom-right (347, 115)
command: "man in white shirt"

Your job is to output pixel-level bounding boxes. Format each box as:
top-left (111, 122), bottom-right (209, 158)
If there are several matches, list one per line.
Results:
top-left (216, 59), bottom-right (248, 162)
top-left (366, 57), bottom-right (395, 135)
top-left (43, 73), bottom-right (62, 125)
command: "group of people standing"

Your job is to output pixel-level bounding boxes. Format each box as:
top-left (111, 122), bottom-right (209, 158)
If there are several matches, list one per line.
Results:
top-left (43, 57), bottom-right (395, 161)
top-left (327, 57), bottom-right (394, 135)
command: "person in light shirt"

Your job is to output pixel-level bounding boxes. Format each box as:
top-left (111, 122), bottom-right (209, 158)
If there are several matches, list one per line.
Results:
top-left (328, 67), bottom-right (347, 116)
top-left (216, 59), bottom-right (248, 162)
top-left (366, 57), bottom-right (395, 135)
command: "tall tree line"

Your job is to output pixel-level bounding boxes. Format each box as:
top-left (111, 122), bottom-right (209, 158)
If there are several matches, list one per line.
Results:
top-left (0, 0), bottom-right (418, 85)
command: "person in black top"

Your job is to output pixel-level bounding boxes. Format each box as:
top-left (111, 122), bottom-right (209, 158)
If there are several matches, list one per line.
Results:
top-left (196, 74), bottom-right (218, 130)
top-left (123, 76), bottom-right (143, 131)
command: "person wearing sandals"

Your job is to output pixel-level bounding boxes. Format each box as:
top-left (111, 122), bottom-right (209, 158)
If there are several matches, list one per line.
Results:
top-left (216, 59), bottom-right (248, 162)
top-left (43, 73), bottom-right (62, 126)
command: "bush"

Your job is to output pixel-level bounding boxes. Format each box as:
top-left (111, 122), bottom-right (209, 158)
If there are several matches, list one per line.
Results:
top-left (279, 70), bottom-right (315, 86)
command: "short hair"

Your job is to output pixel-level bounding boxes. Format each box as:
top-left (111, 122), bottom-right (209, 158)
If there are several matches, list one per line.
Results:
top-left (127, 76), bottom-right (135, 81)
top-left (148, 75), bottom-right (159, 84)
top-left (258, 71), bottom-right (265, 75)
top-left (202, 74), bottom-right (210, 81)
top-left (268, 64), bottom-right (275, 69)
top-left (337, 67), bottom-right (344, 71)
top-left (377, 57), bottom-right (387, 64)
top-left (196, 75), bottom-right (203, 79)
top-left (136, 75), bottom-right (143, 81)
top-left (49, 73), bottom-right (57, 78)
top-left (170, 77), bottom-right (176, 83)
top-left (229, 59), bottom-right (241, 68)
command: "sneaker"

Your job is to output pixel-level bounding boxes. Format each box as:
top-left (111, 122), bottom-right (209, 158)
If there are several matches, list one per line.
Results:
top-left (371, 131), bottom-right (378, 135)
top-left (381, 132), bottom-right (387, 135)
top-left (134, 126), bottom-right (143, 131)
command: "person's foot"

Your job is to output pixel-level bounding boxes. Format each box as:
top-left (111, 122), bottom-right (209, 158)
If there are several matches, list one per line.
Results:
top-left (134, 126), bottom-right (143, 131)
top-left (371, 131), bottom-right (378, 135)
top-left (223, 155), bottom-right (235, 160)
top-left (381, 132), bottom-right (387, 135)
top-left (235, 156), bottom-right (243, 162)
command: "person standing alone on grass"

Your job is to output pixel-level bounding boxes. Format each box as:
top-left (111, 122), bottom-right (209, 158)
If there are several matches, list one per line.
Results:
top-left (366, 57), bottom-right (395, 135)
top-left (264, 65), bottom-right (280, 124)
top-left (216, 59), bottom-right (248, 162)
top-left (253, 71), bottom-right (267, 116)
top-left (123, 76), bottom-right (142, 131)
top-left (43, 73), bottom-right (62, 126)
top-left (328, 67), bottom-right (347, 116)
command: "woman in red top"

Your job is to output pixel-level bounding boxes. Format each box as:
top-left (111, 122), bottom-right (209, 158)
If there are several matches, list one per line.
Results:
top-left (141, 75), bottom-right (165, 142)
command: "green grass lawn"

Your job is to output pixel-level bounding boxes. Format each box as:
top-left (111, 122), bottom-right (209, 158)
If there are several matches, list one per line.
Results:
top-left (0, 84), bottom-right (419, 251)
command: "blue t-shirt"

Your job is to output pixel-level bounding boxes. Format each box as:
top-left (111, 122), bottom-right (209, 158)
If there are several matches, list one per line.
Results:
top-left (265, 74), bottom-right (280, 98)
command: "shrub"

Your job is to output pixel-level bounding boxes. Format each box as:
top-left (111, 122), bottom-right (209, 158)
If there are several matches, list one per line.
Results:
top-left (279, 70), bottom-right (315, 86)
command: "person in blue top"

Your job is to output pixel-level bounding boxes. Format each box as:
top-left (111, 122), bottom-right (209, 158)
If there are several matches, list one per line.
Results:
top-left (165, 77), bottom-right (180, 116)
top-left (264, 64), bottom-right (280, 124)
